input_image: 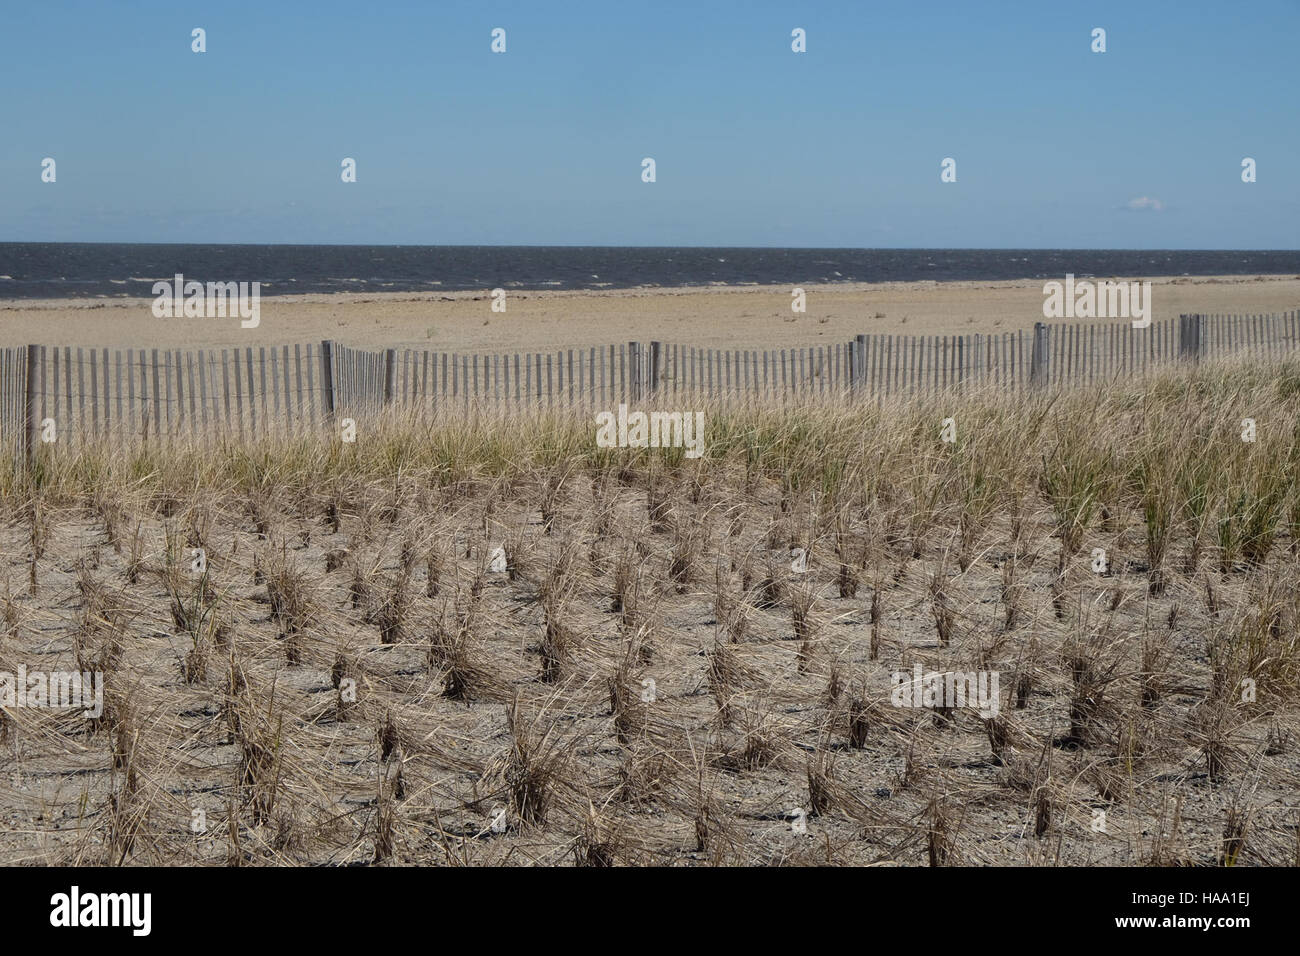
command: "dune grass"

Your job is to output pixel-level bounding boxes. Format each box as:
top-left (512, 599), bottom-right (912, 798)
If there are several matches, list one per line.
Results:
top-left (1, 354), bottom-right (1298, 865)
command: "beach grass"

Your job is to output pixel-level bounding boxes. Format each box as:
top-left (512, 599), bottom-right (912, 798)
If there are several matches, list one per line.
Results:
top-left (2, 353), bottom-right (1299, 865)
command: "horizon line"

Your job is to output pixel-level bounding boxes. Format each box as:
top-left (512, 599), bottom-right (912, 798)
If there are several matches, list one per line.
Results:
top-left (2, 241), bottom-right (1298, 253)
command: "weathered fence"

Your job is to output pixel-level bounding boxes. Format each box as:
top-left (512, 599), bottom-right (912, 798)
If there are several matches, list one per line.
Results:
top-left (2, 311), bottom-right (1296, 462)
top-left (0, 346), bottom-right (30, 462)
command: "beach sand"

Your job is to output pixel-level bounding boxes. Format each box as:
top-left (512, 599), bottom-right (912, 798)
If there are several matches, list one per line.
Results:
top-left (2, 274), bottom-right (1296, 352)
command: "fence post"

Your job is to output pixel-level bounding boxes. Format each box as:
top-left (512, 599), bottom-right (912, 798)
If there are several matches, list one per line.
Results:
top-left (628, 342), bottom-right (641, 402)
top-left (24, 344), bottom-right (39, 469)
top-left (1030, 322), bottom-right (1049, 388)
top-left (320, 340), bottom-right (336, 424)
top-left (383, 348), bottom-right (397, 405)
top-left (1187, 314), bottom-right (1203, 363)
top-left (855, 334), bottom-right (867, 397)
top-left (649, 340), bottom-right (662, 396)
top-left (1177, 315), bottom-right (1197, 363)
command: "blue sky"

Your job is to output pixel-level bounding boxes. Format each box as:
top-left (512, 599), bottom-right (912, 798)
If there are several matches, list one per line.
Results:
top-left (1, 0), bottom-right (1296, 247)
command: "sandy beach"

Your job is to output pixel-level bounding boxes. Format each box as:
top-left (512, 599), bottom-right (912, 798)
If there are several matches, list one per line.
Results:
top-left (2, 274), bottom-right (1295, 352)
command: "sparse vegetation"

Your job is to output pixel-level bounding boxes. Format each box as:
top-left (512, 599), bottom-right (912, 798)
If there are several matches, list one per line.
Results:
top-left (1, 354), bottom-right (1299, 865)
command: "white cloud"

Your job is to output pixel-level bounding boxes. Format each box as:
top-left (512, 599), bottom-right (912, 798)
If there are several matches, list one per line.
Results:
top-left (1126, 196), bottom-right (1164, 212)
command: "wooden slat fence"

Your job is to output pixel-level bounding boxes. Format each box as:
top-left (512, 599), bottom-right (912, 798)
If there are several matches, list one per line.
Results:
top-left (3, 311), bottom-right (1296, 462)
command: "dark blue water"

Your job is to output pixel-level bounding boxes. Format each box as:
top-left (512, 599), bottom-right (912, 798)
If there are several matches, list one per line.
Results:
top-left (0, 244), bottom-right (1296, 298)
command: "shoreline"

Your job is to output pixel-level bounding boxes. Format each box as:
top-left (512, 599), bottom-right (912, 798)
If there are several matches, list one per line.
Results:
top-left (4, 272), bottom-right (1298, 306)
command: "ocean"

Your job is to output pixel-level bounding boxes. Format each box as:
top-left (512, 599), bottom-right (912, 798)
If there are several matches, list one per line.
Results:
top-left (0, 243), bottom-right (1297, 299)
